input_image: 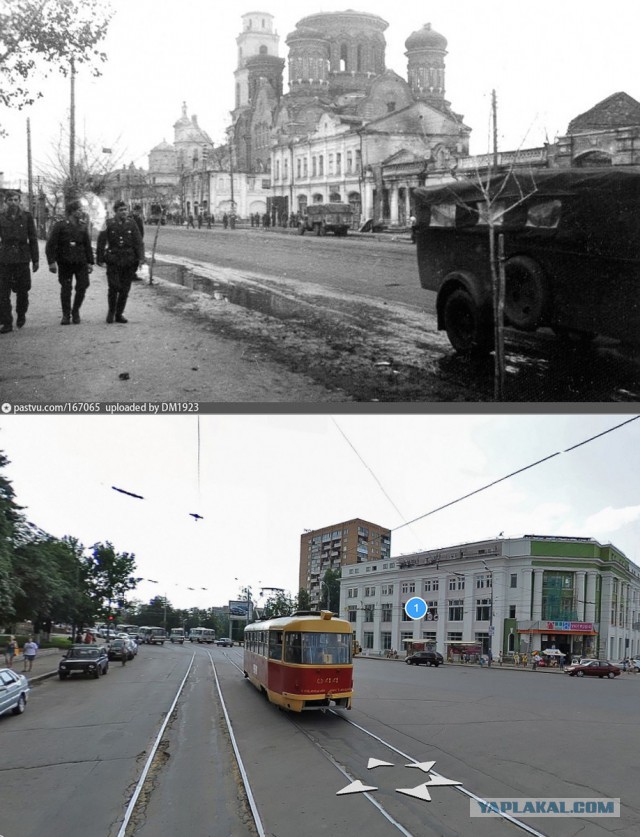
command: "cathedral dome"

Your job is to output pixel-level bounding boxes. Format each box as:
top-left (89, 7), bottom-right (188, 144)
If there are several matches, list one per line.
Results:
top-left (405, 23), bottom-right (447, 52)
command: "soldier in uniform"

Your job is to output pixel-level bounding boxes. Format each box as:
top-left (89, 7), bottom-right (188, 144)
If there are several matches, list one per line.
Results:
top-left (0, 191), bottom-right (39, 334)
top-left (96, 200), bottom-right (145, 323)
top-left (45, 199), bottom-right (94, 324)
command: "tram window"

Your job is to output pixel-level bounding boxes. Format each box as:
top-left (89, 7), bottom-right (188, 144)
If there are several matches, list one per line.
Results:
top-left (269, 630), bottom-right (283, 660)
top-left (285, 632), bottom-right (302, 663)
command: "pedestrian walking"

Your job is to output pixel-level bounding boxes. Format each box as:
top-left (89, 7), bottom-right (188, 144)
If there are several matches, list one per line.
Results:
top-left (22, 636), bottom-right (38, 672)
top-left (514, 653), bottom-right (520, 667)
top-left (4, 635), bottom-right (17, 668)
top-left (45, 199), bottom-right (94, 325)
top-left (222, 213), bottom-right (228, 229)
top-left (96, 200), bottom-right (145, 324)
top-left (187, 214), bottom-right (195, 229)
top-left (0, 191), bottom-right (39, 334)
top-left (206, 214), bottom-right (212, 230)
top-left (197, 214), bottom-right (203, 229)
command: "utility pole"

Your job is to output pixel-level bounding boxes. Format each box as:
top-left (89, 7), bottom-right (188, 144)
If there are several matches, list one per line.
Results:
top-left (492, 89), bottom-right (498, 170)
top-left (69, 58), bottom-right (76, 183)
top-left (26, 118), bottom-right (34, 215)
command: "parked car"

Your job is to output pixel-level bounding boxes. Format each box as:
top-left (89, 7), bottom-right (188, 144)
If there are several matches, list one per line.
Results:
top-left (414, 167), bottom-right (640, 354)
top-left (216, 637), bottom-right (233, 647)
top-left (59, 645), bottom-right (109, 679)
top-left (108, 638), bottom-right (134, 662)
top-left (0, 668), bottom-right (30, 716)
top-left (564, 660), bottom-right (620, 678)
top-left (405, 651), bottom-right (443, 667)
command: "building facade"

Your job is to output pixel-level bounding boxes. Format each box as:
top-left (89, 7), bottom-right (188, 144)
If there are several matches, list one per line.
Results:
top-left (340, 535), bottom-right (640, 662)
top-left (299, 518), bottom-right (391, 607)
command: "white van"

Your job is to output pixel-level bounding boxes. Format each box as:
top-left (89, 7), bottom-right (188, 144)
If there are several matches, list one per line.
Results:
top-left (189, 627), bottom-right (216, 644)
top-left (169, 629), bottom-right (185, 644)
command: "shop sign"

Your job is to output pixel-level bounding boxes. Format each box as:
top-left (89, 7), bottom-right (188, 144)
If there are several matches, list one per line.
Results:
top-left (545, 621), bottom-right (593, 632)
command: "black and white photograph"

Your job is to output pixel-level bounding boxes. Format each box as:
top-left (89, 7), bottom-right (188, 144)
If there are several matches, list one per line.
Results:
top-left (1, 0), bottom-right (640, 403)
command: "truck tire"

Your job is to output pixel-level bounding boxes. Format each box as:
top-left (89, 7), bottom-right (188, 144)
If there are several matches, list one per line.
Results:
top-left (443, 289), bottom-right (493, 355)
top-left (504, 256), bottom-right (547, 330)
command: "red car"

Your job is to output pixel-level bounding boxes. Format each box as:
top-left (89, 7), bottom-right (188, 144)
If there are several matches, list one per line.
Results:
top-left (564, 660), bottom-right (620, 679)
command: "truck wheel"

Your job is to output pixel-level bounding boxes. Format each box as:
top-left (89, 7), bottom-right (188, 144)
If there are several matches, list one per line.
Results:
top-left (443, 289), bottom-right (493, 355)
top-left (504, 256), bottom-right (547, 330)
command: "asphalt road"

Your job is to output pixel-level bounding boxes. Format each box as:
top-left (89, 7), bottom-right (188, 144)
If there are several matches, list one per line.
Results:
top-left (3, 645), bottom-right (639, 836)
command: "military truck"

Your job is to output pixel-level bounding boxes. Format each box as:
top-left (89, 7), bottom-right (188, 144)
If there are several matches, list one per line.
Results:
top-left (298, 203), bottom-right (352, 236)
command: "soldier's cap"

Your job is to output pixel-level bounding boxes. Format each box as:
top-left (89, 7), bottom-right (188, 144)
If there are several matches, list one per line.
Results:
top-left (114, 200), bottom-right (127, 210)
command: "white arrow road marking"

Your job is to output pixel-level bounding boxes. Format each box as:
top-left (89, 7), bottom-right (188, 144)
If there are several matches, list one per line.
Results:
top-left (396, 783), bottom-right (432, 802)
top-left (367, 758), bottom-right (395, 769)
top-left (405, 760), bottom-right (436, 773)
top-left (423, 776), bottom-right (463, 787)
top-left (336, 780), bottom-right (378, 795)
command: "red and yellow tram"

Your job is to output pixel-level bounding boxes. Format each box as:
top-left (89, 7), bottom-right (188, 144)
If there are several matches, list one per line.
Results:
top-left (243, 610), bottom-right (353, 712)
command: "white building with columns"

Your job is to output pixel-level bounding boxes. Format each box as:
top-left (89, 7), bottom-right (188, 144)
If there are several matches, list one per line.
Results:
top-left (340, 535), bottom-right (640, 662)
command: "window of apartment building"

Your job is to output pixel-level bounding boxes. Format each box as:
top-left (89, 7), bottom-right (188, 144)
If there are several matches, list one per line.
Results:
top-left (275, 160), bottom-right (280, 180)
top-left (347, 151), bottom-right (353, 172)
top-left (297, 158), bottom-right (301, 178)
top-left (303, 158), bottom-right (308, 177)
top-left (363, 631), bottom-right (374, 649)
top-left (426, 601), bottom-right (438, 619)
top-left (424, 578), bottom-right (439, 592)
top-left (319, 155), bottom-right (324, 175)
top-left (347, 587), bottom-right (358, 598)
top-left (448, 599), bottom-right (464, 621)
top-left (358, 526), bottom-right (369, 537)
top-left (476, 574), bottom-right (492, 589)
top-left (380, 632), bottom-right (392, 651)
top-left (312, 157), bottom-right (317, 177)
top-left (347, 607), bottom-right (357, 623)
top-left (336, 152), bottom-right (341, 175)
top-left (422, 631), bottom-right (437, 643)
top-left (476, 598), bottom-right (491, 621)
top-left (381, 584), bottom-right (394, 595)
top-left (381, 604), bottom-right (393, 622)
top-left (355, 149), bottom-right (361, 172)
top-left (401, 581), bottom-right (416, 595)
top-left (328, 153), bottom-right (334, 175)
top-left (284, 158), bottom-right (288, 180)
top-left (449, 576), bottom-right (464, 591)
top-left (364, 586), bottom-right (376, 597)
top-left (447, 632), bottom-right (463, 643)
top-left (542, 571), bottom-right (575, 621)
top-left (510, 573), bottom-right (518, 588)
top-left (401, 603), bottom-right (412, 622)
top-left (332, 530), bottom-right (340, 539)
top-left (508, 605), bottom-right (516, 618)
top-left (364, 605), bottom-right (375, 622)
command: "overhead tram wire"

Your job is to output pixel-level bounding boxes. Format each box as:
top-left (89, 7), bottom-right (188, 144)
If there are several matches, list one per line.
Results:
top-left (392, 415), bottom-right (640, 532)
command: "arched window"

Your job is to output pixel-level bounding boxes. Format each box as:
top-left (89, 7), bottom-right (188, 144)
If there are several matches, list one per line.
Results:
top-left (259, 45), bottom-right (268, 55)
top-left (319, 154), bottom-right (324, 176)
top-left (357, 44), bottom-right (363, 72)
top-left (340, 43), bottom-right (348, 72)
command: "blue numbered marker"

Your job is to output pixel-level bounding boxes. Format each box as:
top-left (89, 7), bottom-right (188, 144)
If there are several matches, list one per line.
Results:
top-left (404, 597), bottom-right (428, 620)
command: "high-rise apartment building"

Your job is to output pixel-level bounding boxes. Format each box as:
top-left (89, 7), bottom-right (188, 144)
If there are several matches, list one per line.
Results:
top-left (299, 518), bottom-right (391, 605)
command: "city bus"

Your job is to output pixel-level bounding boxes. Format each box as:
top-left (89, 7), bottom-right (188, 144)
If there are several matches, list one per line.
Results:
top-left (189, 627), bottom-right (216, 644)
top-left (243, 610), bottom-right (353, 712)
top-left (138, 626), bottom-right (167, 645)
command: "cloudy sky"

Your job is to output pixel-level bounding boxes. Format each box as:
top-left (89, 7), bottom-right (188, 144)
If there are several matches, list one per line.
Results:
top-left (1, 414), bottom-right (639, 610)
top-left (2, 0), bottom-right (640, 186)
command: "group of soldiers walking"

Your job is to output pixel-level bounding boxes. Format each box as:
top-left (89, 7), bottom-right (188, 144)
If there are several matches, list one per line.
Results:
top-left (0, 192), bottom-right (145, 332)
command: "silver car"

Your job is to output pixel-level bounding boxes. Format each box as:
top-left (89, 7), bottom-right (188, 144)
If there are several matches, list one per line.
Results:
top-left (0, 668), bottom-right (30, 717)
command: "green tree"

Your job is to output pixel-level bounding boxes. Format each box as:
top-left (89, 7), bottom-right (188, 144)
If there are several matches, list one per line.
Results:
top-left (296, 587), bottom-right (312, 612)
top-left (320, 569), bottom-right (341, 613)
top-left (0, 452), bottom-right (26, 627)
top-left (85, 541), bottom-right (138, 622)
top-left (260, 590), bottom-right (295, 619)
top-left (0, 0), bottom-right (113, 128)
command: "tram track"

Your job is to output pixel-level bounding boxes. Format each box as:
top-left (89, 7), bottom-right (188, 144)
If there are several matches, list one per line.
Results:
top-left (216, 650), bottom-right (550, 837)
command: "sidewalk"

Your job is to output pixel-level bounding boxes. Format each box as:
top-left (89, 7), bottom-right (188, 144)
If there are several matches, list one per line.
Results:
top-left (8, 647), bottom-right (61, 683)
top-left (0, 240), bottom-right (347, 404)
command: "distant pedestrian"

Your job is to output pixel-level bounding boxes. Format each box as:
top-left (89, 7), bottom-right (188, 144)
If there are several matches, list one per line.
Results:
top-left (229, 213), bottom-right (236, 230)
top-left (187, 214), bottom-right (195, 229)
top-left (532, 652), bottom-right (541, 670)
top-left (222, 213), bottom-right (228, 229)
top-left (498, 652), bottom-right (503, 666)
top-left (22, 637), bottom-right (38, 672)
top-left (4, 635), bottom-right (17, 668)
top-left (96, 200), bottom-right (145, 324)
top-left (409, 213), bottom-right (417, 243)
top-left (197, 214), bottom-right (203, 229)
top-left (45, 199), bottom-right (94, 325)
top-left (206, 214), bottom-right (212, 229)
top-left (514, 653), bottom-right (520, 667)
top-left (0, 190), bottom-right (39, 334)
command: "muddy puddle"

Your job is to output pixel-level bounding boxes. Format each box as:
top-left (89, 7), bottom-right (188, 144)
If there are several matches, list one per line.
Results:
top-left (153, 262), bottom-right (303, 320)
